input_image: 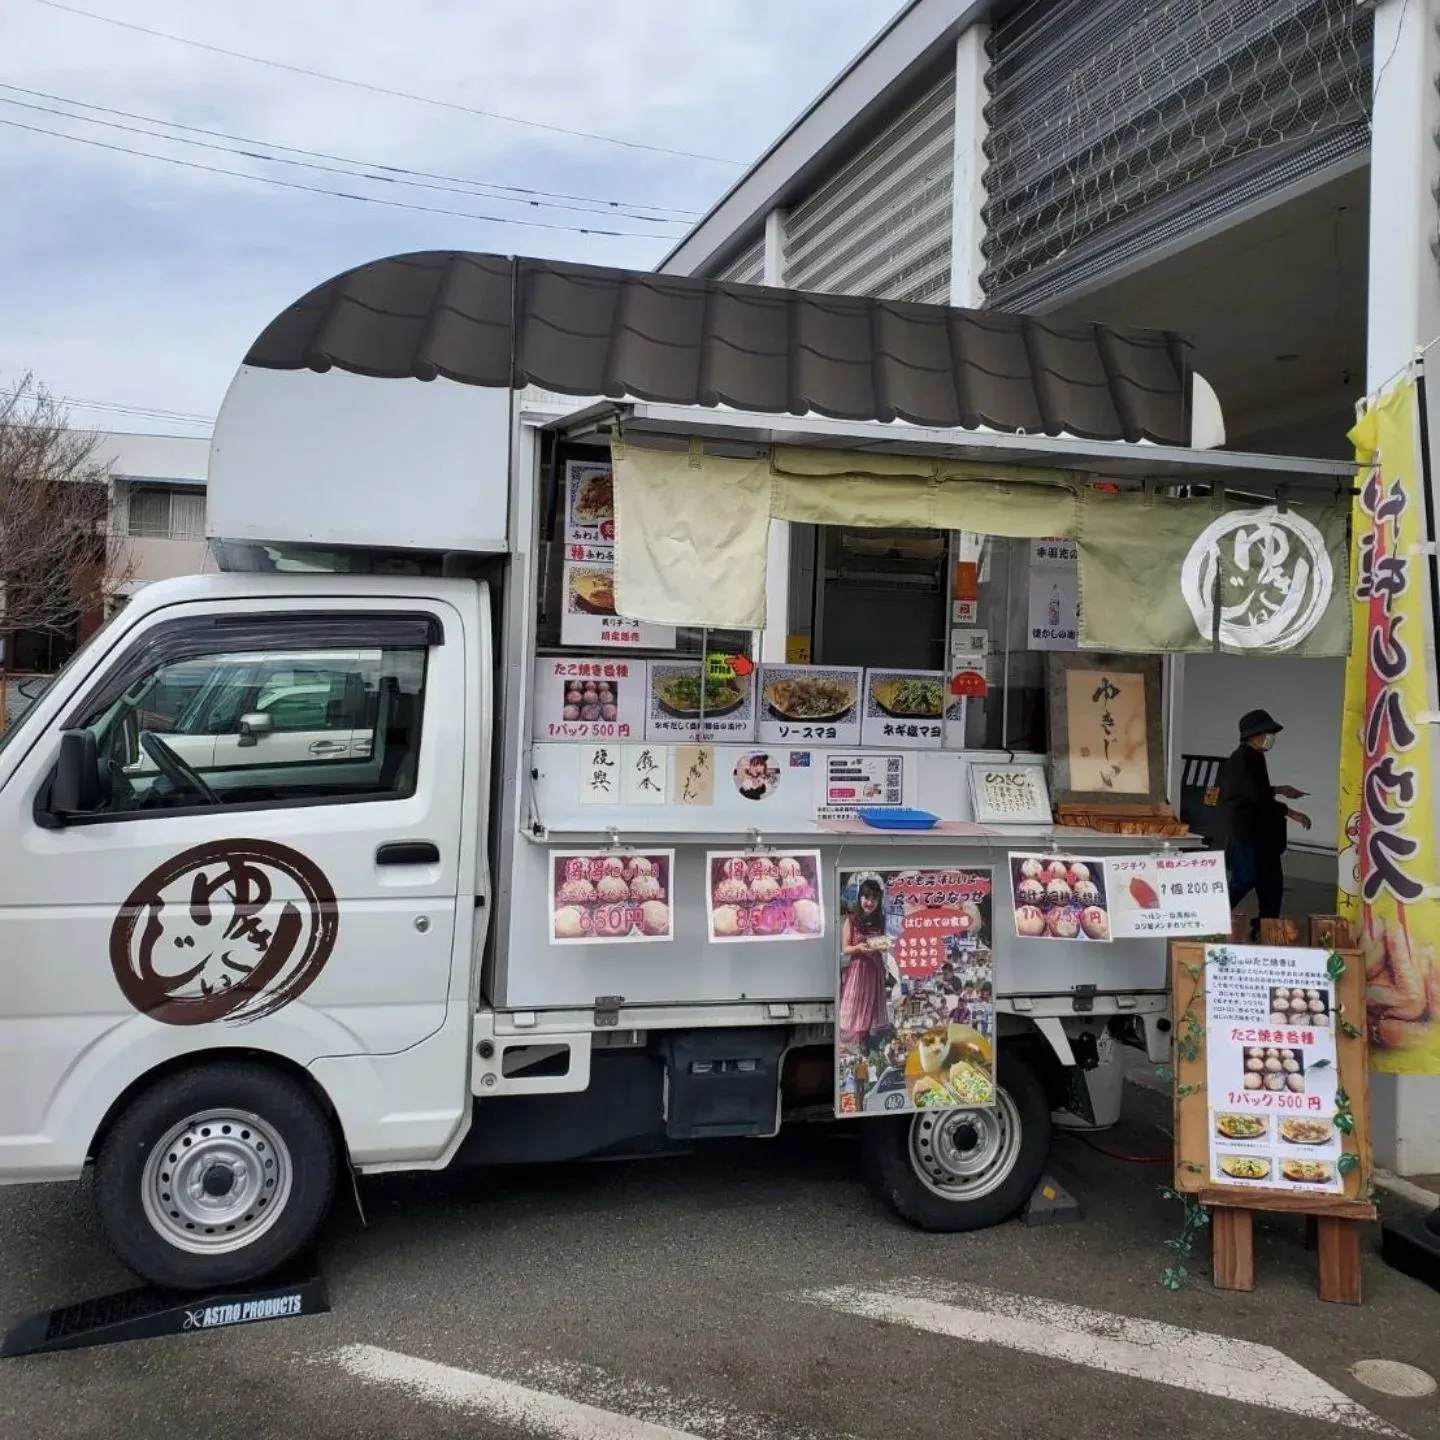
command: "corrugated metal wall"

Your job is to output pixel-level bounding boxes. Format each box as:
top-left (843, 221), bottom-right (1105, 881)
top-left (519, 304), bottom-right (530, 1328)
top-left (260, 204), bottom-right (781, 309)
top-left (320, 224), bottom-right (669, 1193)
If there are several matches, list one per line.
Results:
top-left (981, 0), bottom-right (1373, 310)
top-left (783, 68), bottom-right (956, 303)
top-left (714, 232), bottom-right (766, 286)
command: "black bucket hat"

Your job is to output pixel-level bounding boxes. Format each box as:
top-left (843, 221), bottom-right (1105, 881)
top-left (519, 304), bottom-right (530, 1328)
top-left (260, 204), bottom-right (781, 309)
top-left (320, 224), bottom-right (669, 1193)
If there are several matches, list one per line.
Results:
top-left (1239, 708), bottom-right (1283, 741)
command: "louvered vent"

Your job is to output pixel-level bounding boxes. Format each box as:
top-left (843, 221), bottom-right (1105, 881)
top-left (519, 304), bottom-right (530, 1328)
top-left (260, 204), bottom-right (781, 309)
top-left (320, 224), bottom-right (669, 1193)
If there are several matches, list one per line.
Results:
top-left (714, 233), bottom-right (766, 286)
top-left (982, 0), bottom-right (1372, 310)
top-left (785, 68), bottom-right (956, 303)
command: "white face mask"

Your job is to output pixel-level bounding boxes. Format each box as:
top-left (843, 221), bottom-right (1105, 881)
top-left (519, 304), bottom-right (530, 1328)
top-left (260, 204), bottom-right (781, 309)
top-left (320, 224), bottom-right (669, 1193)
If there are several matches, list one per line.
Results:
top-left (1260, 734), bottom-right (1276, 752)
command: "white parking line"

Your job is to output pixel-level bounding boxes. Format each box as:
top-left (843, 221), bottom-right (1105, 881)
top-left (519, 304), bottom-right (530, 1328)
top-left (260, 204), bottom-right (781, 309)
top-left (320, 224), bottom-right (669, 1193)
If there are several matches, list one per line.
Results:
top-left (803, 1283), bottom-right (1405, 1438)
top-left (329, 1344), bottom-right (853, 1440)
top-left (333, 1344), bottom-right (708, 1439)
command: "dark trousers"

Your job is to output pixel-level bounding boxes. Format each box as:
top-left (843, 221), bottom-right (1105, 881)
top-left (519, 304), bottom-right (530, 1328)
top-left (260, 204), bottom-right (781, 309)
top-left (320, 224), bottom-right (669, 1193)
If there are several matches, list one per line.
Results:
top-left (1226, 841), bottom-right (1285, 920)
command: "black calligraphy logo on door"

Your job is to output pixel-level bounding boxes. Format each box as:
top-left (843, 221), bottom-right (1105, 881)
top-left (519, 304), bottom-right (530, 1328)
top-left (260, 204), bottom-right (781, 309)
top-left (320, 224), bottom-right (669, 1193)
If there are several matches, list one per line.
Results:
top-left (108, 840), bottom-right (339, 1026)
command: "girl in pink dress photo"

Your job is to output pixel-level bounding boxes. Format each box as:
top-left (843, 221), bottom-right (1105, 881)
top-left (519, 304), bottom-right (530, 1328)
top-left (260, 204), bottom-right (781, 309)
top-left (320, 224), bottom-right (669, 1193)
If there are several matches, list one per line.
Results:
top-left (839, 875), bottom-right (894, 1053)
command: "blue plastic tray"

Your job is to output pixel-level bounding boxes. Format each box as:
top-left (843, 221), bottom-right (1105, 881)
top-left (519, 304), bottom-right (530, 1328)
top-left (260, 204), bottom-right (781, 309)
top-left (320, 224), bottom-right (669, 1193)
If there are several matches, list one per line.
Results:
top-left (856, 807), bottom-right (940, 831)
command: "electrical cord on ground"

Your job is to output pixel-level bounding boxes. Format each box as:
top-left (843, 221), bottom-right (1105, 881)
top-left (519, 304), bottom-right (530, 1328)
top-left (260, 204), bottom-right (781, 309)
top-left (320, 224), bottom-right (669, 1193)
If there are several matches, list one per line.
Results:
top-left (1056, 1130), bottom-right (1172, 1164)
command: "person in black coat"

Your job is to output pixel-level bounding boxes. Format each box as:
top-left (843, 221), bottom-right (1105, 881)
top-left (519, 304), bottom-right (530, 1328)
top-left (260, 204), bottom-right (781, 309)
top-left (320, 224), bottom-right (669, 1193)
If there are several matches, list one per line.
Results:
top-left (1222, 708), bottom-right (1311, 933)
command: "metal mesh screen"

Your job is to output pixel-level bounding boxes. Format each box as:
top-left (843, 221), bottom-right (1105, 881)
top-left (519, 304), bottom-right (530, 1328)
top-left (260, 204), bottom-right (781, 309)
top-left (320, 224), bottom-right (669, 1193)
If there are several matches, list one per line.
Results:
top-left (785, 68), bottom-right (956, 303)
top-left (981, 0), bottom-right (1373, 309)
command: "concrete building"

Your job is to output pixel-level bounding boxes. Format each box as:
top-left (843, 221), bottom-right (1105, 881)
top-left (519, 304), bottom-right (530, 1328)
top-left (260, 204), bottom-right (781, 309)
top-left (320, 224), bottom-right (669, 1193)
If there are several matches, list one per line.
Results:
top-left (657, 0), bottom-right (1439, 1172)
top-left (1, 429), bottom-right (211, 728)
top-left (97, 430), bottom-right (212, 605)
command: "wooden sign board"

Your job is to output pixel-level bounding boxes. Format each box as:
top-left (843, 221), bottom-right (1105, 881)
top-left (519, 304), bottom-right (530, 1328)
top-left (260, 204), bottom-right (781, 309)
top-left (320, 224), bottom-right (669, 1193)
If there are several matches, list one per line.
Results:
top-left (1171, 940), bottom-right (1374, 1302)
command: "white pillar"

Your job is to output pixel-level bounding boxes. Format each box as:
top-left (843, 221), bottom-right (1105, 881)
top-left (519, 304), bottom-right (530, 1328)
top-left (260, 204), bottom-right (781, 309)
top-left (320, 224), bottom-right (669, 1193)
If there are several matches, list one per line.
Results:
top-left (1364, 0), bottom-right (1440, 1175)
top-left (949, 22), bottom-right (991, 308)
top-left (759, 208), bottom-right (792, 663)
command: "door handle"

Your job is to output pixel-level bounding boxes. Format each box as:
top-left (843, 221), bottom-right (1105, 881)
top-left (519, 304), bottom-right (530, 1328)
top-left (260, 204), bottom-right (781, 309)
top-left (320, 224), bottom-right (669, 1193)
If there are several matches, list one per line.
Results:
top-left (309, 740), bottom-right (347, 756)
top-left (376, 841), bottom-right (440, 866)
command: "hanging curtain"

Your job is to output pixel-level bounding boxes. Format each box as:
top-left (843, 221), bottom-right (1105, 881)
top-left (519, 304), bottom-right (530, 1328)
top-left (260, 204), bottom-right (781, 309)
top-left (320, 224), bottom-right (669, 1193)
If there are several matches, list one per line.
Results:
top-left (609, 438), bottom-right (1349, 657)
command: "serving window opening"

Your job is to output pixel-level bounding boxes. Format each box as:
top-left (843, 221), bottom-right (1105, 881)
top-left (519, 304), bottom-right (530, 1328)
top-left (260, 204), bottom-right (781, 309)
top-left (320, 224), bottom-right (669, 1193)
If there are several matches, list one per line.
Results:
top-left (789, 522), bottom-right (1049, 755)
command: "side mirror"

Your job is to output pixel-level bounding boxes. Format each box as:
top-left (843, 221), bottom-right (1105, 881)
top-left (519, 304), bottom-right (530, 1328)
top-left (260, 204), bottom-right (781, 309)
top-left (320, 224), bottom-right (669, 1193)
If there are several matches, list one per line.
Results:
top-left (51, 730), bottom-right (105, 817)
top-left (237, 711), bottom-right (274, 748)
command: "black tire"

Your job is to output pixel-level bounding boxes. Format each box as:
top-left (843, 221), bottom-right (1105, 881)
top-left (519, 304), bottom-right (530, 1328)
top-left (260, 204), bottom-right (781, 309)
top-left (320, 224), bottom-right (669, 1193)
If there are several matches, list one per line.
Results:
top-left (858, 1050), bottom-right (1052, 1232)
top-left (94, 1062), bottom-right (338, 1292)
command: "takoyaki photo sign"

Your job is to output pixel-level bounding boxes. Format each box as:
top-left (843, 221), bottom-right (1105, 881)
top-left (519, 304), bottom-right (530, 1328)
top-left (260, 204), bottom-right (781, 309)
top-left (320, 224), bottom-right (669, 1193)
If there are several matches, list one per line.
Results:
top-left (532, 657), bottom-right (644, 743)
top-left (706, 851), bottom-right (824, 943)
top-left (1010, 850), bottom-right (1230, 942)
top-left (548, 851), bottom-right (674, 945)
top-left (1172, 941), bottom-right (1371, 1212)
top-left (1010, 853), bottom-right (1112, 942)
top-left (1201, 946), bottom-right (1345, 1196)
top-left (835, 867), bottom-right (996, 1119)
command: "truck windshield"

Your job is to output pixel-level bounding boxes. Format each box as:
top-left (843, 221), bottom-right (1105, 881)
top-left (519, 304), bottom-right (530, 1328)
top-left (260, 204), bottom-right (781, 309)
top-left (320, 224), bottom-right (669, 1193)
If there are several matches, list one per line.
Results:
top-left (0, 608), bottom-right (124, 758)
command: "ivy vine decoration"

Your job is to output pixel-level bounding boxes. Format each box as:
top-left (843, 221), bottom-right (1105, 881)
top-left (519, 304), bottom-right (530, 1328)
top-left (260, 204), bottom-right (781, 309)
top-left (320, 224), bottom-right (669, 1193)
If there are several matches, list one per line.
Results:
top-left (1155, 948), bottom-right (1237, 1287)
top-left (1328, 950), bottom-right (1364, 1040)
top-left (1159, 1185), bottom-right (1209, 1290)
top-left (1322, 949), bottom-right (1366, 1188)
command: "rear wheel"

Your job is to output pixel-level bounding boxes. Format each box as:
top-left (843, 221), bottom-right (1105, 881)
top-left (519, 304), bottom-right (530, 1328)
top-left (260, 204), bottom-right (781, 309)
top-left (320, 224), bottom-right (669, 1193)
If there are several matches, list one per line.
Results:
top-left (95, 1063), bottom-right (337, 1291)
top-left (858, 1050), bottom-right (1051, 1231)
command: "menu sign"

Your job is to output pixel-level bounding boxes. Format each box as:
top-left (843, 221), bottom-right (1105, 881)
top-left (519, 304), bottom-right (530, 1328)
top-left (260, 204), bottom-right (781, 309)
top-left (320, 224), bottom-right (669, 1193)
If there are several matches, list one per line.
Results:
top-left (860, 669), bottom-right (947, 750)
top-left (532, 657), bottom-right (643, 742)
top-left (757, 665), bottom-right (862, 746)
top-left (1204, 946), bottom-right (1342, 1194)
top-left (560, 561), bottom-right (676, 650)
top-left (1009, 853), bottom-right (1112, 942)
top-left (564, 461), bottom-right (615, 548)
top-left (1108, 851), bottom-right (1230, 938)
top-left (548, 850), bottom-right (674, 945)
top-left (706, 851), bottom-right (824, 942)
top-left (645, 662), bottom-right (757, 743)
top-left (835, 867), bottom-right (995, 1118)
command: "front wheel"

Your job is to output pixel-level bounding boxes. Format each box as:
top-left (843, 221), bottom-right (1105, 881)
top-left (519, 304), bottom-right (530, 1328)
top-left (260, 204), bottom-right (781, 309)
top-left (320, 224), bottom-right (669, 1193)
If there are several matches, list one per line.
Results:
top-left (858, 1050), bottom-right (1051, 1231)
top-left (94, 1062), bottom-right (338, 1291)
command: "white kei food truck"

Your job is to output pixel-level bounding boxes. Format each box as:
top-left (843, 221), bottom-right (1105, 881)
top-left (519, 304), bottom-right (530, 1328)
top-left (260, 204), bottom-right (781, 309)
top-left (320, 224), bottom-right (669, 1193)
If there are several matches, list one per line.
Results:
top-left (0, 253), bottom-right (1355, 1291)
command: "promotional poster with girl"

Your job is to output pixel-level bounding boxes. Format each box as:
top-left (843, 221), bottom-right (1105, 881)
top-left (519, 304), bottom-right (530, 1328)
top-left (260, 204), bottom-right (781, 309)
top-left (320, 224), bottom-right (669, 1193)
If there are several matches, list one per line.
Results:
top-left (835, 867), bottom-right (996, 1116)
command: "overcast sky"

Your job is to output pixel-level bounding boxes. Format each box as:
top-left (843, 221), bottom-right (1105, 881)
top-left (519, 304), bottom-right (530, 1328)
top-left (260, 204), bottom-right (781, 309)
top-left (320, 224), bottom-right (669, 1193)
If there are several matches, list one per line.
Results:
top-left (2, 0), bottom-right (897, 434)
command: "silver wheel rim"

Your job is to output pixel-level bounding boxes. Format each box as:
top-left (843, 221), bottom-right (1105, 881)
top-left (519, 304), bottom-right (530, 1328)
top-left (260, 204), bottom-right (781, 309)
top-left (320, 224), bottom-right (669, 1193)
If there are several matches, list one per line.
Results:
top-left (908, 1087), bottom-right (1023, 1202)
top-left (141, 1109), bottom-right (292, 1255)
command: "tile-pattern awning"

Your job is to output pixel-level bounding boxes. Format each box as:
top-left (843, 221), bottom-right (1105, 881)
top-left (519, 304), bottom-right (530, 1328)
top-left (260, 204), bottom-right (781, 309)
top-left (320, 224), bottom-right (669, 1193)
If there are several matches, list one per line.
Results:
top-left (242, 251), bottom-right (1197, 445)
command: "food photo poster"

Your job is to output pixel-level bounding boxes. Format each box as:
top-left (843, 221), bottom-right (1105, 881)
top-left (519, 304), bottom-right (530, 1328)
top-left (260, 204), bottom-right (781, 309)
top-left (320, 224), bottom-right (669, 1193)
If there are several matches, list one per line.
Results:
top-left (1010, 853), bottom-right (1112, 942)
top-left (705, 851), bottom-right (824, 942)
top-left (549, 851), bottom-right (675, 944)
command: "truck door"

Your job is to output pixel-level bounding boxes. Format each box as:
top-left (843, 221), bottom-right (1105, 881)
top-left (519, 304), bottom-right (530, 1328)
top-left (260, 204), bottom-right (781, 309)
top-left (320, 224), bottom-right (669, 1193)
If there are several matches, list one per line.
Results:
top-left (0, 600), bottom-right (468, 1117)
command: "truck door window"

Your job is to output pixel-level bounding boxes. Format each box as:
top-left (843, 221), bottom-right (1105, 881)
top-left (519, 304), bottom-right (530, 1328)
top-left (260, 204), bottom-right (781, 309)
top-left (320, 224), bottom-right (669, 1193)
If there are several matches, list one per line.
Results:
top-left (69, 641), bottom-right (427, 818)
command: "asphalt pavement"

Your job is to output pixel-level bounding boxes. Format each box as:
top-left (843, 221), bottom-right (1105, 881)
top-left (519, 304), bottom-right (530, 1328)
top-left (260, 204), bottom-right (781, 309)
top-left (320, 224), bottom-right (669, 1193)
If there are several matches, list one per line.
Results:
top-left (0, 1079), bottom-right (1437, 1440)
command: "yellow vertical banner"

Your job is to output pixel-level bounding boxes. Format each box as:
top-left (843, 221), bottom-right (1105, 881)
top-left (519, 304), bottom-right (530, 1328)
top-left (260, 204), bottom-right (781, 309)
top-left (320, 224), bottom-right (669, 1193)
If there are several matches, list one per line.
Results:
top-left (1338, 379), bottom-right (1440, 1073)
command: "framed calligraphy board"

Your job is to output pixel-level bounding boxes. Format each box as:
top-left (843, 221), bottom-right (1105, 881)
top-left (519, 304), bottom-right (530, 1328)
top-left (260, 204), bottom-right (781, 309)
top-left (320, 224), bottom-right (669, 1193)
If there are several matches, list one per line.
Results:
top-left (1045, 652), bottom-right (1165, 807)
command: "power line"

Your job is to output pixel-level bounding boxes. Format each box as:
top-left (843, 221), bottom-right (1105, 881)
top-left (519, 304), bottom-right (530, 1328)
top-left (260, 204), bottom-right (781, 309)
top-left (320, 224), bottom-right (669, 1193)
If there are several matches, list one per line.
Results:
top-left (0, 85), bottom-right (701, 221)
top-left (0, 389), bottom-right (214, 427)
top-left (59, 397), bottom-right (213, 425)
top-left (0, 379), bottom-right (214, 425)
top-left (30, 0), bottom-right (743, 168)
top-left (0, 116), bottom-right (678, 239)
